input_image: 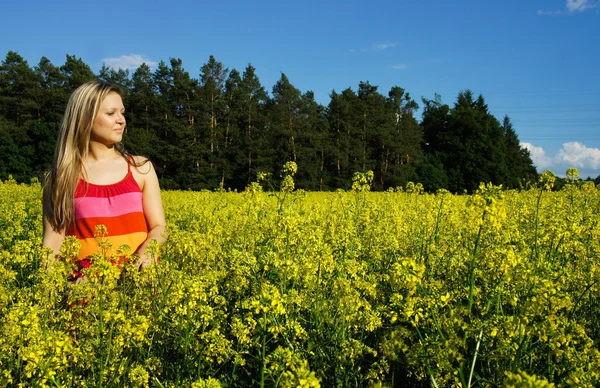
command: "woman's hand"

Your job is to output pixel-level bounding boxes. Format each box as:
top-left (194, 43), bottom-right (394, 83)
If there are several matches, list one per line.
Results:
top-left (41, 249), bottom-right (59, 271)
top-left (136, 252), bottom-right (157, 270)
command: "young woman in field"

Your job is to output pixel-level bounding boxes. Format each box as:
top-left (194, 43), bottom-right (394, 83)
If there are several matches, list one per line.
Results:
top-left (42, 80), bottom-right (166, 276)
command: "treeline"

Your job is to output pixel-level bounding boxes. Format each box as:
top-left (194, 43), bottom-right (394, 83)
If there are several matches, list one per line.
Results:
top-left (0, 50), bottom-right (539, 192)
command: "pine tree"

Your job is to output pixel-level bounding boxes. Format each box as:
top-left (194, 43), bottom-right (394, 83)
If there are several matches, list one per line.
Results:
top-left (386, 86), bottom-right (422, 188)
top-left (98, 64), bottom-right (131, 90)
top-left (35, 56), bottom-right (67, 123)
top-left (169, 58), bottom-right (202, 189)
top-left (421, 91), bottom-right (531, 192)
top-left (60, 54), bottom-right (96, 92)
top-left (238, 64), bottom-right (269, 186)
top-left (295, 91), bottom-right (329, 190)
top-left (200, 55), bottom-right (229, 186)
top-left (222, 69), bottom-right (243, 188)
top-left (270, 73), bottom-right (302, 178)
top-left (0, 51), bottom-right (40, 125)
top-left (151, 59), bottom-right (203, 189)
top-left (357, 81), bottom-right (382, 176)
top-left (502, 115), bottom-right (538, 188)
top-left (0, 51), bottom-right (39, 180)
top-left (326, 88), bottom-right (362, 189)
top-left (126, 63), bottom-right (163, 169)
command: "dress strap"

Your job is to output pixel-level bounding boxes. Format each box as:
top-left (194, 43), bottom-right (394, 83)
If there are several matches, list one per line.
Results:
top-left (126, 154), bottom-right (134, 173)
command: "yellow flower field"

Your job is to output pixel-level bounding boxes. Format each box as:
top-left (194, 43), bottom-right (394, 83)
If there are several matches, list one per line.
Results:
top-left (0, 170), bottom-right (599, 387)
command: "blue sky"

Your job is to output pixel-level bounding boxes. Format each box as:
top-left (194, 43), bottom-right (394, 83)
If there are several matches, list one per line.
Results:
top-left (1, 0), bottom-right (599, 177)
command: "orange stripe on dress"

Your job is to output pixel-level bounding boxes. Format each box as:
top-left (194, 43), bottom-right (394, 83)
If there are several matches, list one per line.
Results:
top-left (71, 212), bottom-right (148, 240)
top-left (78, 232), bottom-right (149, 259)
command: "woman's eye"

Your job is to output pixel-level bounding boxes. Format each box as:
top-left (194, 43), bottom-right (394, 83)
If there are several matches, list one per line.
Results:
top-left (107, 112), bottom-right (114, 116)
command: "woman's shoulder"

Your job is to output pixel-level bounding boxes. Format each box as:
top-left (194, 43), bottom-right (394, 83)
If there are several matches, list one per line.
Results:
top-left (128, 155), bottom-right (154, 174)
top-left (127, 155), bottom-right (157, 191)
top-left (128, 154), bottom-right (149, 164)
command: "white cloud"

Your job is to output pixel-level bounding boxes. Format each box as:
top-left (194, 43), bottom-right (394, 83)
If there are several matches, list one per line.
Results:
top-left (566, 0), bottom-right (598, 12)
top-left (537, 9), bottom-right (563, 15)
top-left (521, 142), bottom-right (600, 176)
top-left (374, 42), bottom-right (398, 50)
top-left (102, 54), bottom-right (157, 70)
top-left (351, 42), bottom-right (399, 52)
top-left (539, 0), bottom-right (599, 15)
top-left (522, 142), bottom-right (553, 169)
top-left (428, 57), bottom-right (451, 64)
top-left (391, 64), bottom-right (407, 70)
top-left (555, 142), bottom-right (600, 169)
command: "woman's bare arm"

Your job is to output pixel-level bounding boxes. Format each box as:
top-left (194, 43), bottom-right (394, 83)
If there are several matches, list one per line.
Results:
top-left (42, 187), bottom-right (65, 266)
top-left (136, 160), bottom-right (167, 268)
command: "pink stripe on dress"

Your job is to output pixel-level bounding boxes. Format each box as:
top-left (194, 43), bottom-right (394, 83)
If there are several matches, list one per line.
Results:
top-left (74, 191), bottom-right (144, 220)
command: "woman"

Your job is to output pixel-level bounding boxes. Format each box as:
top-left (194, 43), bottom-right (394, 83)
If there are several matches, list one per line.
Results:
top-left (43, 80), bottom-right (166, 273)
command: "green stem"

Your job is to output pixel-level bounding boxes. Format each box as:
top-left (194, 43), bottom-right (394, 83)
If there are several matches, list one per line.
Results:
top-left (260, 310), bottom-right (267, 388)
top-left (433, 195), bottom-right (445, 244)
top-left (532, 189), bottom-right (543, 261)
top-left (468, 329), bottom-right (484, 388)
top-left (98, 290), bottom-right (105, 387)
top-left (468, 210), bottom-right (485, 315)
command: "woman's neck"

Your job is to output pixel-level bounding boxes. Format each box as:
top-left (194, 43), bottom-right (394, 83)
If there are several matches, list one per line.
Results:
top-left (87, 142), bottom-right (120, 163)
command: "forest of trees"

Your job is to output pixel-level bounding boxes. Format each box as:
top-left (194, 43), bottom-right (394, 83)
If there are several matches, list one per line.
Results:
top-left (0, 50), bottom-right (543, 192)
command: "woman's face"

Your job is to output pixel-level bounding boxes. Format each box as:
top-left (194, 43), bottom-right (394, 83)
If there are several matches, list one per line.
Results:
top-left (90, 92), bottom-right (126, 146)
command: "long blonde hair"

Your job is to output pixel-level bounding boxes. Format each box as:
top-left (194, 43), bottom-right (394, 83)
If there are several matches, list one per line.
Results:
top-left (44, 80), bottom-right (126, 232)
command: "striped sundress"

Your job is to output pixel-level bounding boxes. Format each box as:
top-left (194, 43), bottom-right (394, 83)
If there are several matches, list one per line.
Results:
top-left (66, 162), bottom-right (148, 271)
